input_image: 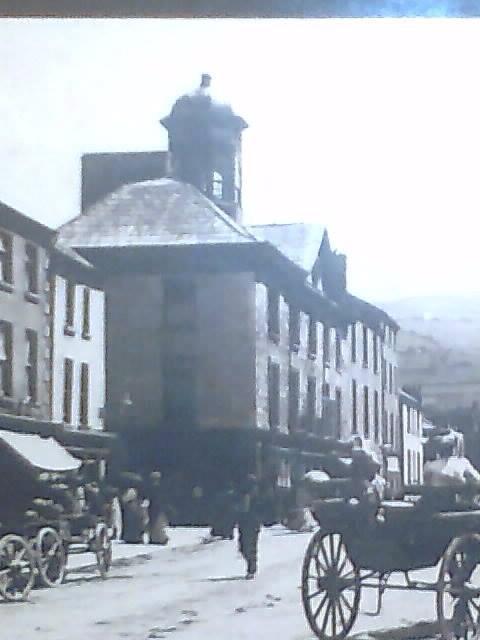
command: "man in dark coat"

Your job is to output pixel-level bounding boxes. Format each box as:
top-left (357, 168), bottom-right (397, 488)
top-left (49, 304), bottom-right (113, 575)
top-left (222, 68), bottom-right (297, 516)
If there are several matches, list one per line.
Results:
top-left (210, 482), bottom-right (236, 540)
top-left (237, 475), bottom-right (262, 580)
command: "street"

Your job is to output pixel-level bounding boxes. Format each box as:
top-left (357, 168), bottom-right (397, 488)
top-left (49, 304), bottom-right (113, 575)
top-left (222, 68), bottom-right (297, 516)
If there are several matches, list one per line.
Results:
top-left (3, 526), bottom-right (441, 640)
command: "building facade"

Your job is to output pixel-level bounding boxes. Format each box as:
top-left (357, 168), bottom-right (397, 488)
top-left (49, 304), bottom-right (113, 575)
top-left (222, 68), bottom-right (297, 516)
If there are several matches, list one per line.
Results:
top-left (0, 202), bottom-right (53, 420)
top-left (0, 200), bottom-right (112, 471)
top-left (50, 245), bottom-right (106, 433)
top-left (399, 388), bottom-right (424, 486)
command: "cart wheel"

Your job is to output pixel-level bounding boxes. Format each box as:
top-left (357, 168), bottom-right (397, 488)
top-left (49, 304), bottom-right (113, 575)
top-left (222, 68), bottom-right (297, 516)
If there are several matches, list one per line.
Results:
top-left (36, 527), bottom-right (66, 588)
top-left (301, 530), bottom-right (361, 640)
top-left (95, 523), bottom-right (112, 579)
top-left (437, 533), bottom-right (480, 640)
top-left (0, 534), bottom-right (36, 602)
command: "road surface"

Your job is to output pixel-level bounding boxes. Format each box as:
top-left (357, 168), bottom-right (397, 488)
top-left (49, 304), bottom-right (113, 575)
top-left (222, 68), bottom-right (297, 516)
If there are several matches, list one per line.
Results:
top-left (4, 527), bottom-right (440, 640)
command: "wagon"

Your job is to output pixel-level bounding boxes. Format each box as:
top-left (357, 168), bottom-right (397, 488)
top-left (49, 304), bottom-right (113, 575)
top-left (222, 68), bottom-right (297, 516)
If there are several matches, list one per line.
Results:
top-left (301, 483), bottom-right (480, 640)
top-left (0, 430), bottom-right (112, 600)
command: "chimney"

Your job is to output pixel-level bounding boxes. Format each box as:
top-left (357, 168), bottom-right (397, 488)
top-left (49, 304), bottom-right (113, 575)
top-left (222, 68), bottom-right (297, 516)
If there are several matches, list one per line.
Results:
top-left (81, 151), bottom-right (171, 212)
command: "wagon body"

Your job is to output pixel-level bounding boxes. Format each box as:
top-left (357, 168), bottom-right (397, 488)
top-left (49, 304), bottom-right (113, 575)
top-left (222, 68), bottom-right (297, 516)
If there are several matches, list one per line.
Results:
top-left (311, 496), bottom-right (480, 573)
top-left (303, 484), bottom-right (480, 640)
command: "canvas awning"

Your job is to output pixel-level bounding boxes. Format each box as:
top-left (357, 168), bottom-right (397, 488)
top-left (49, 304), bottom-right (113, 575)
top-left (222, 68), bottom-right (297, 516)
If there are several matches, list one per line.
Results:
top-left (0, 429), bottom-right (81, 472)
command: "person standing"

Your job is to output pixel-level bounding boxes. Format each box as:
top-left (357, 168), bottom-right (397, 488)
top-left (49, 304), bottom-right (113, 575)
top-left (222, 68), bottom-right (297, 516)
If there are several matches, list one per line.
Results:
top-left (146, 471), bottom-right (169, 546)
top-left (237, 475), bottom-right (262, 580)
top-left (210, 482), bottom-right (236, 540)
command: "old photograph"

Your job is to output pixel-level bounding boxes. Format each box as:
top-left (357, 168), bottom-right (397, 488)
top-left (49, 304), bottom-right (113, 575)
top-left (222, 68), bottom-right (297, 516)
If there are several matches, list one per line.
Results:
top-left (1, 14), bottom-right (480, 640)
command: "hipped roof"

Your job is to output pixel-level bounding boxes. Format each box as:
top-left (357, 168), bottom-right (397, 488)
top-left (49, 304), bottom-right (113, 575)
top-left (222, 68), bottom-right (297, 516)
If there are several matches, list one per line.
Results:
top-left (58, 178), bottom-right (257, 250)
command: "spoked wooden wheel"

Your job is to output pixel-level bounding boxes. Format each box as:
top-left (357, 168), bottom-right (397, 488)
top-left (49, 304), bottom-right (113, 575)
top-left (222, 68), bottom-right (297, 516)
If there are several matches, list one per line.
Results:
top-left (302, 531), bottom-right (361, 640)
top-left (0, 534), bottom-right (36, 602)
top-left (437, 534), bottom-right (480, 640)
top-left (36, 527), bottom-right (66, 587)
top-left (95, 523), bottom-right (112, 579)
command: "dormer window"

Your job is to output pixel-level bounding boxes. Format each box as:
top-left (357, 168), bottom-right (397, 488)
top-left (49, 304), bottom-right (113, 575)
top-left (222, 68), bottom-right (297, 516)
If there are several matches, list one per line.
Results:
top-left (212, 171), bottom-right (223, 199)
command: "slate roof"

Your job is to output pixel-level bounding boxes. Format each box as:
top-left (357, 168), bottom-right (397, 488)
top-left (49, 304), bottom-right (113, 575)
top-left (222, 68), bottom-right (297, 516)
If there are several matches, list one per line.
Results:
top-left (57, 178), bottom-right (257, 250)
top-left (249, 223), bottom-right (327, 273)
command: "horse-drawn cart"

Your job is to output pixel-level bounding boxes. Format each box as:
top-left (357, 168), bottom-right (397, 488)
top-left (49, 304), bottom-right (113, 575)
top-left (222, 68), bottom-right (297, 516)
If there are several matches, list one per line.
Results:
top-left (0, 430), bottom-right (112, 601)
top-left (302, 473), bottom-right (480, 640)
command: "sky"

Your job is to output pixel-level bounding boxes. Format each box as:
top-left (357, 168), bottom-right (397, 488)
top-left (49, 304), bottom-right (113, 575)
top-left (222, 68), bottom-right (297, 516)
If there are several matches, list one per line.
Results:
top-left (1, 18), bottom-right (480, 302)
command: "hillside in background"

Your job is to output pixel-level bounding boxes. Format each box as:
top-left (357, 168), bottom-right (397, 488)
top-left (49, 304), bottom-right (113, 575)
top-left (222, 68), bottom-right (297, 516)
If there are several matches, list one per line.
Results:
top-left (380, 295), bottom-right (480, 410)
top-left (381, 294), bottom-right (480, 351)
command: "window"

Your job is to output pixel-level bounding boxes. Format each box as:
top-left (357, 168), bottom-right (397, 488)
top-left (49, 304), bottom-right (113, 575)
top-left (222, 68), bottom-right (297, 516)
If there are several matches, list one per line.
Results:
top-left (267, 289), bottom-right (280, 339)
top-left (288, 367), bottom-right (300, 432)
top-left (307, 376), bottom-right (316, 429)
top-left (362, 326), bottom-right (368, 368)
top-left (388, 363), bottom-right (393, 394)
top-left (407, 407), bottom-right (411, 434)
top-left (335, 388), bottom-right (342, 438)
top-left (363, 386), bottom-right (369, 438)
top-left (79, 363), bottom-right (89, 427)
top-left (268, 359), bottom-right (280, 429)
top-left (373, 334), bottom-right (379, 374)
top-left (308, 316), bottom-right (317, 356)
top-left (212, 171), bottom-right (223, 199)
top-left (164, 278), bottom-right (196, 328)
top-left (335, 331), bottom-right (342, 370)
top-left (0, 322), bottom-right (13, 397)
top-left (0, 232), bottom-right (13, 285)
top-left (381, 355), bottom-right (387, 390)
top-left (351, 324), bottom-right (357, 362)
top-left (390, 413), bottom-right (395, 448)
top-left (407, 450), bottom-right (412, 485)
top-left (25, 243), bottom-right (39, 294)
top-left (82, 288), bottom-right (91, 338)
top-left (65, 281), bottom-right (75, 330)
top-left (417, 452), bottom-right (421, 483)
top-left (374, 390), bottom-right (379, 442)
top-left (323, 325), bottom-right (331, 366)
top-left (25, 329), bottom-right (38, 403)
top-left (352, 380), bottom-right (358, 434)
top-left (63, 358), bottom-right (73, 424)
top-left (382, 409), bottom-right (388, 443)
top-left (289, 308), bottom-right (300, 351)
top-left (164, 357), bottom-right (196, 423)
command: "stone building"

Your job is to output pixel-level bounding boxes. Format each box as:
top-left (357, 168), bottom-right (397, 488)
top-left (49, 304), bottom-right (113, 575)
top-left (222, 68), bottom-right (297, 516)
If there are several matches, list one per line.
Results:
top-left (57, 75), bottom-right (404, 513)
top-left (0, 200), bottom-right (113, 469)
top-left (57, 77), bottom-right (351, 512)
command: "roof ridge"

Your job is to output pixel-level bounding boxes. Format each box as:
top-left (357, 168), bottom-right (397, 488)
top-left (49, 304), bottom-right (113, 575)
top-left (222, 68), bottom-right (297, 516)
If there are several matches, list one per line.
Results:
top-left (249, 222), bottom-right (322, 229)
top-left (186, 183), bottom-right (257, 241)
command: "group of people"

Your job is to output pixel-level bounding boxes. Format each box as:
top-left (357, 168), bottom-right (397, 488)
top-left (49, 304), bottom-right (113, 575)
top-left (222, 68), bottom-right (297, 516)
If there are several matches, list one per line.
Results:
top-left (118, 472), bottom-right (264, 580)
top-left (120, 471), bottom-right (169, 546)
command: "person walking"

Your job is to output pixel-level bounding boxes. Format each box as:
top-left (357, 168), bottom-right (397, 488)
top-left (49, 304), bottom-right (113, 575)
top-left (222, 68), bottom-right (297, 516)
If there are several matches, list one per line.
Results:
top-left (237, 475), bottom-right (262, 580)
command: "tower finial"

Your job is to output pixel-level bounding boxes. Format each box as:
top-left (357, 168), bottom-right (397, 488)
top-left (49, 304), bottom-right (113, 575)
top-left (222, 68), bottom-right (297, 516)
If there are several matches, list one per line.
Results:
top-left (200, 73), bottom-right (211, 89)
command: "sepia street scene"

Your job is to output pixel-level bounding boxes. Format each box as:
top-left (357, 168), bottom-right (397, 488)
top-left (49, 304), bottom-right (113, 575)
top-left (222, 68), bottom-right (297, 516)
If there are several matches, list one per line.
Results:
top-left (2, 16), bottom-right (480, 640)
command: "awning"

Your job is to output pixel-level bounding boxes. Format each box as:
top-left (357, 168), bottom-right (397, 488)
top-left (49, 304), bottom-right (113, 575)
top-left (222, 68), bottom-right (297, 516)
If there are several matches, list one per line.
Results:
top-left (0, 429), bottom-right (81, 472)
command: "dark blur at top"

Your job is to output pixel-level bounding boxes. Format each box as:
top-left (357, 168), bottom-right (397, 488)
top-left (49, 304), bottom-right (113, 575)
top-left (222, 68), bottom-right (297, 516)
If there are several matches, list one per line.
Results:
top-left (0, 0), bottom-right (478, 19)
